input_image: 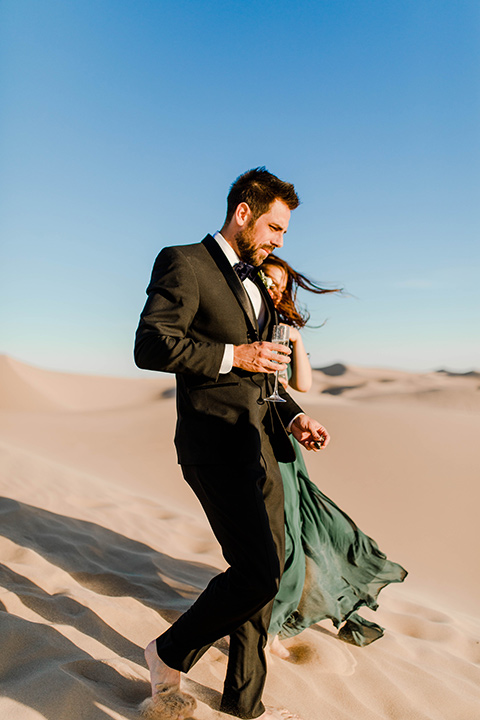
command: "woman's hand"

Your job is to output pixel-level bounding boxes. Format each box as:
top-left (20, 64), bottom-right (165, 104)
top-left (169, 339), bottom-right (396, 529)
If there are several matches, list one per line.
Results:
top-left (286, 325), bottom-right (301, 344)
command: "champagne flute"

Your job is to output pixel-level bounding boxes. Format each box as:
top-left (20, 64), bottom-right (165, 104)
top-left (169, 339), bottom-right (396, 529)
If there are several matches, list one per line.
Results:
top-left (265, 324), bottom-right (290, 402)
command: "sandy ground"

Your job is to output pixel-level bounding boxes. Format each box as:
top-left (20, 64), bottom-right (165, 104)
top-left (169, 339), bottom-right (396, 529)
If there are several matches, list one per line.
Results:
top-left (0, 354), bottom-right (479, 720)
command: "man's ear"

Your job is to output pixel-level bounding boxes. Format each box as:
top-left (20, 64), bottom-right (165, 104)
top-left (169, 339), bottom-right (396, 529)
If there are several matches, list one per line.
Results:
top-left (235, 202), bottom-right (252, 227)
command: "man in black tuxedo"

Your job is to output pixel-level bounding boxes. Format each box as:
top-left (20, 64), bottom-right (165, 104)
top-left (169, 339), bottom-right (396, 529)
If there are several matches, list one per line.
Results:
top-left (134, 168), bottom-right (330, 720)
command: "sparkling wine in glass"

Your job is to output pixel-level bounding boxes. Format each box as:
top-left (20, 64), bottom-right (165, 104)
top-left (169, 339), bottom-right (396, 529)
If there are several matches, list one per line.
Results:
top-left (265, 324), bottom-right (290, 403)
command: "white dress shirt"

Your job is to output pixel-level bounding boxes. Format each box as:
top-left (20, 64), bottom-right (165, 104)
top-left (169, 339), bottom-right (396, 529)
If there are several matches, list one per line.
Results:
top-left (213, 231), bottom-right (266, 374)
top-left (213, 232), bottom-right (304, 431)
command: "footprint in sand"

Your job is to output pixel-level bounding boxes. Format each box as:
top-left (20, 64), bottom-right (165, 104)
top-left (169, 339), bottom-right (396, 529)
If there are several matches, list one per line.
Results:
top-left (387, 598), bottom-right (456, 641)
top-left (394, 613), bottom-right (457, 642)
top-left (390, 606), bottom-right (480, 664)
top-left (392, 599), bottom-right (451, 624)
top-left (283, 637), bottom-right (357, 676)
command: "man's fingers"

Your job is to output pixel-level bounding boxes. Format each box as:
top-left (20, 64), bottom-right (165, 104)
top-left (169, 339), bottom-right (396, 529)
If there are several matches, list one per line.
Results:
top-left (256, 342), bottom-right (290, 373)
top-left (312, 428), bottom-right (330, 450)
top-left (233, 341), bottom-right (291, 373)
top-left (312, 425), bottom-right (329, 439)
top-left (265, 361), bottom-right (288, 373)
top-left (260, 344), bottom-right (290, 359)
top-left (292, 417), bottom-right (331, 451)
top-left (270, 342), bottom-right (291, 355)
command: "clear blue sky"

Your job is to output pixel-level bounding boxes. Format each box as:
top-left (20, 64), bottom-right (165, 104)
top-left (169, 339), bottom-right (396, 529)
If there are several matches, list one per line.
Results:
top-left (1, 0), bottom-right (479, 376)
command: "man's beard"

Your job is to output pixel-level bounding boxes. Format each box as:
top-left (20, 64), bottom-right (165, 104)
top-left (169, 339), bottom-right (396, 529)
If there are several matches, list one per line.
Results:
top-left (234, 220), bottom-right (271, 267)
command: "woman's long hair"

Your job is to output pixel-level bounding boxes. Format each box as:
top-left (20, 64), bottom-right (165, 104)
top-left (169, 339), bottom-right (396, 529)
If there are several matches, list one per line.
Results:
top-left (261, 255), bottom-right (341, 328)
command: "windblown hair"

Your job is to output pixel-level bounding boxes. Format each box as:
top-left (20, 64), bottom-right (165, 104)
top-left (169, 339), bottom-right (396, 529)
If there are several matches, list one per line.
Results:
top-left (262, 255), bottom-right (341, 328)
top-left (225, 167), bottom-right (300, 223)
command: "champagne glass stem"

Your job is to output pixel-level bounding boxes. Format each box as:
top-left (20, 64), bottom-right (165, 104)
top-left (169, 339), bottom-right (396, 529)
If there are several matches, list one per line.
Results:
top-left (273, 370), bottom-right (280, 397)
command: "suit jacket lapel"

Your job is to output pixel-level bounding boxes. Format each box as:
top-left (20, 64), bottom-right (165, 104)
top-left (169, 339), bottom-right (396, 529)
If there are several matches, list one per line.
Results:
top-left (202, 235), bottom-right (259, 336)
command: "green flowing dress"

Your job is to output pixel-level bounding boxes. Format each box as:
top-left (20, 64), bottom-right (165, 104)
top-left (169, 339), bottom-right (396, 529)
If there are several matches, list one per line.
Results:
top-left (269, 433), bottom-right (407, 646)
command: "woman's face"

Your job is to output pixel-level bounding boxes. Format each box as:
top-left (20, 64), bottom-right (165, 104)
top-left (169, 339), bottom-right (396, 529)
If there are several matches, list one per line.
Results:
top-left (263, 265), bottom-right (288, 307)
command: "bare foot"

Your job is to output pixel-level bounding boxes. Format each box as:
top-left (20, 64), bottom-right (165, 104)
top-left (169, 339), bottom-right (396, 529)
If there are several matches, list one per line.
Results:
top-left (269, 634), bottom-right (291, 660)
top-left (257, 708), bottom-right (302, 719)
top-left (142, 640), bottom-right (196, 719)
top-left (144, 639), bottom-right (180, 695)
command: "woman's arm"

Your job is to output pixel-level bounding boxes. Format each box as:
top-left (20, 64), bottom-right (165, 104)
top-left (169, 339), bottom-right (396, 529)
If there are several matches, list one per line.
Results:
top-left (284, 325), bottom-right (312, 392)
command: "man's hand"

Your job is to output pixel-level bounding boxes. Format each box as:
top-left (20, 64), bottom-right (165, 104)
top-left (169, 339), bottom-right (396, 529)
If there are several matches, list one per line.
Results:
top-left (290, 414), bottom-right (330, 451)
top-left (233, 341), bottom-right (291, 374)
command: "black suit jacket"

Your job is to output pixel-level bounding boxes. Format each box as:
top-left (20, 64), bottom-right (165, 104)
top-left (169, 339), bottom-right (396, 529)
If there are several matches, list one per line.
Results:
top-left (134, 235), bottom-right (303, 465)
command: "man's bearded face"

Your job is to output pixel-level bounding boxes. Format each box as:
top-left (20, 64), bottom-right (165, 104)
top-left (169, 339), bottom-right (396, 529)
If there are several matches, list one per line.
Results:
top-left (235, 217), bottom-right (272, 267)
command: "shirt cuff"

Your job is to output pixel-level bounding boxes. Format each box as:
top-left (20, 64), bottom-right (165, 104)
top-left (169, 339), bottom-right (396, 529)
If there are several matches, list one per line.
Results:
top-left (287, 412), bottom-right (304, 433)
top-left (219, 344), bottom-right (234, 374)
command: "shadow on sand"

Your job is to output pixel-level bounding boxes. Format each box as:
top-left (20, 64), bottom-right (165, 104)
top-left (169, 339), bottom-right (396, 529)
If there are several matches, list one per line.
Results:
top-left (0, 496), bottom-right (221, 719)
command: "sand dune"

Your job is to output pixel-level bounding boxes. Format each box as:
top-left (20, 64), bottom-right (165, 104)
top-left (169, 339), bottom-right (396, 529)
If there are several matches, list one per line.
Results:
top-left (0, 354), bottom-right (169, 412)
top-left (311, 362), bottom-right (480, 411)
top-left (0, 356), bottom-right (479, 720)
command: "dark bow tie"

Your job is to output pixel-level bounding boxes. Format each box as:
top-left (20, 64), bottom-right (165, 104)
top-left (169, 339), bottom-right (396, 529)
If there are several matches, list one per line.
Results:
top-left (234, 261), bottom-right (258, 282)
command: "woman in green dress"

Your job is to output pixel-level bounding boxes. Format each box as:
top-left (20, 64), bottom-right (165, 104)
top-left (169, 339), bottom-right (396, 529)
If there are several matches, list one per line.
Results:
top-left (261, 256), bottom-right (407, 659)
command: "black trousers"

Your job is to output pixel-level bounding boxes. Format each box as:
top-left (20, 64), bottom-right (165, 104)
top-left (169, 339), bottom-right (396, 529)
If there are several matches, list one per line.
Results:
top-left (155, 441), bottom-right (285, 719)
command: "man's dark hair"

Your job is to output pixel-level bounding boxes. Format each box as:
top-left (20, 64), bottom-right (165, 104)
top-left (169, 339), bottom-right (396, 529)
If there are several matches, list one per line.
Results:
top-left (225, 167), bottom-right (300, 223)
